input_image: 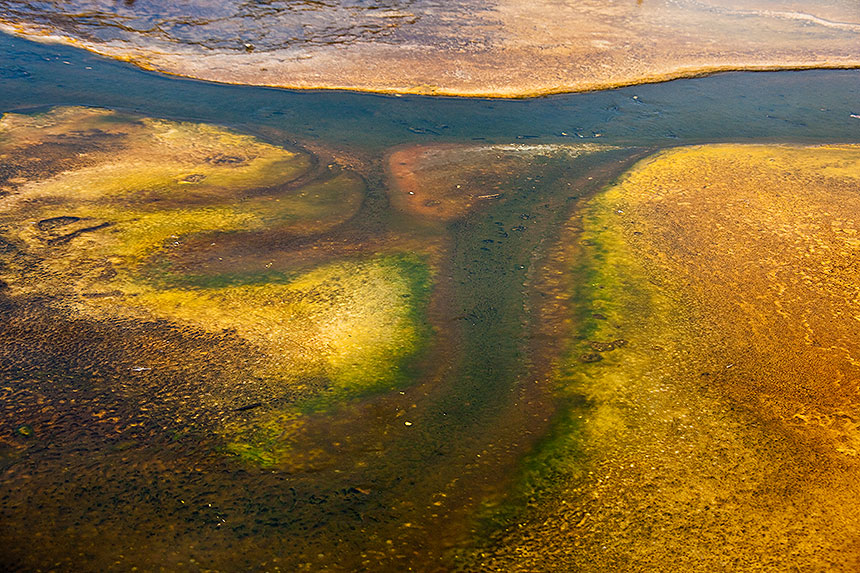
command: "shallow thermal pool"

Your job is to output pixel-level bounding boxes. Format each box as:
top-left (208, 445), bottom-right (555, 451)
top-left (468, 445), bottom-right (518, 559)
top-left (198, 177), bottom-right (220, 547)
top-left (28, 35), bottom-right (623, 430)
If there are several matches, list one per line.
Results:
top-left (0, 32), bottom-right (859, 572)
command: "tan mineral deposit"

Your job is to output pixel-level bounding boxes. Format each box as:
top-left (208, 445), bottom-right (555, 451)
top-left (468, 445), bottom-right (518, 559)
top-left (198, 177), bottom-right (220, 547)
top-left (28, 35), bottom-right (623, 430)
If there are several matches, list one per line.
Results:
top-left (0, 0), bottom-right (858, 96)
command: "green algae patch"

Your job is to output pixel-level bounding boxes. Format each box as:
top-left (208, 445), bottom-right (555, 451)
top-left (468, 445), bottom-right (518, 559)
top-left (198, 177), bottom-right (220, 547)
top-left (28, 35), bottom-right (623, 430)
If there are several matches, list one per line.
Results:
top-left (118, 255), bottom-right (431, 397)
top-left (468, 144), bottom-right (860, 572)
top-left (3, 109), bottom-right (311, 202)
top-left (255, 171), bottom-right (364, 226)
top-left (0, 107), bottom-right (434, 469)
top-left (211, 254), bottom-right (433, 468)
top-left (0, 106), bottom-right (363, 292)
top-left (469, 171), bottom-right (678, 540)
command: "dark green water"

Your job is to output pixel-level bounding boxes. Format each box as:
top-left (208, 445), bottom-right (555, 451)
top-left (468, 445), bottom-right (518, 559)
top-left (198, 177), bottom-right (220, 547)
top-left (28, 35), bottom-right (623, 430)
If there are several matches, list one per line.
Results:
top-left (2, 34), bottom-right (859, 151)
top-left (1, 31), bottom-right (859, 572)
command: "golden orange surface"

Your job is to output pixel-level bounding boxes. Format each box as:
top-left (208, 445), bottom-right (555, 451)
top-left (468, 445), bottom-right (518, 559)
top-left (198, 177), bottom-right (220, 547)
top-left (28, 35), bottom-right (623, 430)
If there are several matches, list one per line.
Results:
top-left (469, 144), bottom-right (860, 571)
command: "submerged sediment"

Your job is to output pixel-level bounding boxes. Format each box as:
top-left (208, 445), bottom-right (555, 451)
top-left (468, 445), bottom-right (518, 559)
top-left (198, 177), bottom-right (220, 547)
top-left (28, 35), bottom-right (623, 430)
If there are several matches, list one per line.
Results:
top-left (0, 107), bottom-right (433, 467)
top-left (0, 108), bottom-right (647, 570)
top-left (4, 103), bottom-right (860, 570)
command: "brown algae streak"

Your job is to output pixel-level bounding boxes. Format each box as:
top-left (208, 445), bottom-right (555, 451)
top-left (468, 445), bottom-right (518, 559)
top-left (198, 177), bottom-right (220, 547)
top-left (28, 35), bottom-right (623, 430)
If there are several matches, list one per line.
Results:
top-left (387, 143), bottom-right (612, 221)
top-left (468, 144), bottom-right (860, 571)
top-left (0, 0), bottom-right (859, 96)
top-left (0, 106), bottom-right (433, 466)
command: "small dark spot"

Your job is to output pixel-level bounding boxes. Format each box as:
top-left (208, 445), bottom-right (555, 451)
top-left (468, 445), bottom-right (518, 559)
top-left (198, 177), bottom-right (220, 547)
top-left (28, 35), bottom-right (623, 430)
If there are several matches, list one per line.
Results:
top-left (182, 173), bottom-right (207, 183)
top-left (207, 154), bottom-right (245, 165)
top-left (0, 237), bottom-right (16, 254)
top-left (0, 66), bottom-right (31, 80)
top-left (592, 313), bottom-right (607, 320)
top-left (111, 440), bottom-right (138, 451)
top-left (568, 392), bottom-right (594, 407)
top-left (612, 339), bottom-right (628, 348)
top-left (15, 425), bottom-right (34, 438)
top-left (99, 265), bottom-right (118, 280)
top-left (579, 353), bottom-right (603, 363)
top-left (423, 199), bottom-right (441, 207)
top-left (81, 290), bottom-right (124, 299)
top-left (37, 215), bottom-right (81, 231)
top-left (589, 341), bottom-right (616, 352)
top-left (47, 222), bottom-right (111, 245)
top-left (233, 402), bottom-right (263, 412)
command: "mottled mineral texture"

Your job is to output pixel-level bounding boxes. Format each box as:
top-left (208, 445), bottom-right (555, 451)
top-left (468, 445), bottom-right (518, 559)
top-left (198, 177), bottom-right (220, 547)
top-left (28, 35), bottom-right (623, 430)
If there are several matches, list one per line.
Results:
top-left (1, 0), bottom-right (858, 96)
top-left (468, 144), bottom-right (860, 572)
top-left (0, 107), bottom-right (432, 466)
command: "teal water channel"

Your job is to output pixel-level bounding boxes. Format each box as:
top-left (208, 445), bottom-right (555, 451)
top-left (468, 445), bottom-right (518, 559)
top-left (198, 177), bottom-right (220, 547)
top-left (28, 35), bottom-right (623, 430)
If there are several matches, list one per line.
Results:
top-left (0, 32), bottom-right (859, 572)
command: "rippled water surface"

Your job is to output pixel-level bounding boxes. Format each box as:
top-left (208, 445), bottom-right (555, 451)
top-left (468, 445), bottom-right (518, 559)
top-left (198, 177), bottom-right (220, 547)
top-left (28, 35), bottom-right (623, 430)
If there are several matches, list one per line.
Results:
top-left (1, 31), bottom-right (860, 573)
